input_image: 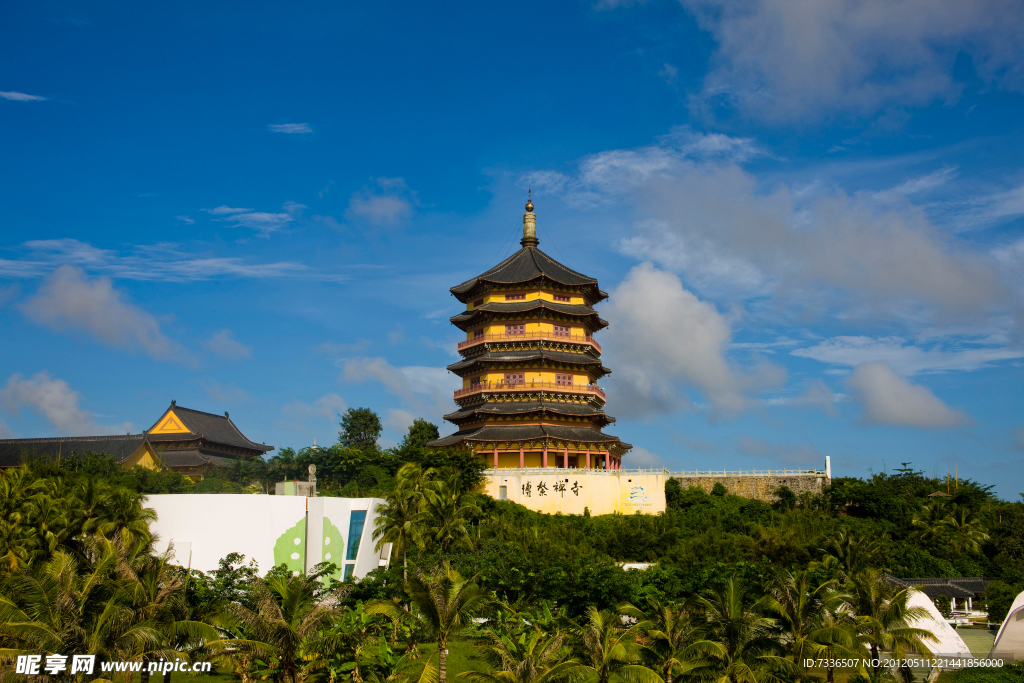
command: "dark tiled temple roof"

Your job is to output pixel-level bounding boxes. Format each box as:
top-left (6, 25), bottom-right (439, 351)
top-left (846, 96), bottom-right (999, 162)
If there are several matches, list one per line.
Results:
top-left (451, 247), bottom-right (608, 303)
top-left (428, 424), bottom-right (629, 448)
top-left (157, 450), bottom-right (243, 468)
top-left (448, 349), bottom-right (610, 376)
top-left (147, 403), bottom-right (273, 453)
top-left (0, 434), bottom-right (148, 468)
top-left (885, 575), bottom-right (990, 599)
top-left (451, 300), bottom-right (608, 331)
top-left (444, 400), bottom-right (613, 424)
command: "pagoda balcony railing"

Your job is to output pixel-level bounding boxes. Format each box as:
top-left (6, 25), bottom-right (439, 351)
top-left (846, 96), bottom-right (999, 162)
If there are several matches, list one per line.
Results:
top-left (455, 380), bottom-right (606, 400)
top-left (458, 332), bottom-right (601, 353)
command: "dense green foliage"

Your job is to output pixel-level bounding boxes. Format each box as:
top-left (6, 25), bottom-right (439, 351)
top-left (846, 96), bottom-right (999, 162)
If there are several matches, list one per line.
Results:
top-left (3, 407), bottom-right (1024, 683)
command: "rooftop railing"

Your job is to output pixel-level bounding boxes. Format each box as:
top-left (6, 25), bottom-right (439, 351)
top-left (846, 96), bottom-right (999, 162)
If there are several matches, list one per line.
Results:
top-left (455, 380), bottom-right (606, 400)
top-left (458, 332), bottom-right (601, 353)
top-left (482, 467), bottom-right (828, 477)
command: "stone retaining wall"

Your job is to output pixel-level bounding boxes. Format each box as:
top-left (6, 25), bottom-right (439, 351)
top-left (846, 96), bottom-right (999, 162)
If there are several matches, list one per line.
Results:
top-left (671, 472), bottom-right (829, 502)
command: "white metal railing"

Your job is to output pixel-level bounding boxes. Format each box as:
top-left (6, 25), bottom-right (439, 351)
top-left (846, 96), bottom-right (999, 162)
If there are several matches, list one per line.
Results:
top-left (483, 468), bottom-right (827, 477)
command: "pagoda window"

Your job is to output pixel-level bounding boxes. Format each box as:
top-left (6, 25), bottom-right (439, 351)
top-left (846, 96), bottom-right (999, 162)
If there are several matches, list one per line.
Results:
top-left (473, 328), bottom-right (484, 339)
top-left (505, 293), bottom-right (526, 300)
top-left (556, 374), bottom-right (573, 386)
top-left (473, 298), bottom-right (484, 306)
top-left (505, 323), bottom-right (525, 336)
top-left (470, 376), bottom-right (481, 387)
top-left (504, 372), bottom-right (525, 385)
top-left (553, 294), bottom-right (570, 302)
top-left (553, 325), bottom-right (570, 337)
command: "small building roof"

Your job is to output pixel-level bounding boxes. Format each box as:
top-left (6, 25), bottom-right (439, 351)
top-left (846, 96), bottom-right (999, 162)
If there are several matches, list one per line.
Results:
top-left (886, 575), bottom-right (990, 598)
top-left (157, 449), bottom-right (243, 469)
top-left (927, 491), bottom-right (953, 497)
top-left (0, 434), bottom-right (149, 468)
top-left (146, 402), bottom-right (273, 453)
top-left (450, 246), bottom-right (608, 303)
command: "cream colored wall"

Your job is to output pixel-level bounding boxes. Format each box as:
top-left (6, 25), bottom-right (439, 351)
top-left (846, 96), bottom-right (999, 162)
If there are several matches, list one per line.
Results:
top-left (483, 470), bottom-right (666, 515)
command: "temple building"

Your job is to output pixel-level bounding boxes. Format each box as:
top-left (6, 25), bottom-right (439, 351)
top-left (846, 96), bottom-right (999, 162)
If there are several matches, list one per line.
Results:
top-left (0, 400), bottom-right (273, 477)
top-left (428, 195), bottom-right (631, 469)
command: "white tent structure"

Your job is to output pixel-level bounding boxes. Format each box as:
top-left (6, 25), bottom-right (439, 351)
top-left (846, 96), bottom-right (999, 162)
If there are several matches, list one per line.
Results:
top-left (907, 590), bottom-right (972, 657)
top-left (990, 590), bottom-right (1024, 659)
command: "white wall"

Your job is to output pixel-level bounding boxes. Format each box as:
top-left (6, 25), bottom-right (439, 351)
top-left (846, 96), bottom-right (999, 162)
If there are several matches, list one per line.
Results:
top-left (145, 494), bottom-right (388, 581)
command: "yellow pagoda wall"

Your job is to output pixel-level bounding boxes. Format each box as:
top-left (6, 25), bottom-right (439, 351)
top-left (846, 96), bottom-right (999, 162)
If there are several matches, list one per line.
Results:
top-left (468, 321), bottom-right (590, 338)
top-left (461, 370), bottom-right (595, 389)
top-left (467, 290), bottom-right (587, 309)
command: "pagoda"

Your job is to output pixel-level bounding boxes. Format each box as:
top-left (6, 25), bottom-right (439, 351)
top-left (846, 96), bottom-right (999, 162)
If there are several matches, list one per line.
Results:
top-left (428, 194), bottom-right (631, 469)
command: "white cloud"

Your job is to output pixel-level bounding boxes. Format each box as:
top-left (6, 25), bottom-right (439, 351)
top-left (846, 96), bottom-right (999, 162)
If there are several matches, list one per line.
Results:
top-left (175, 215), bottom-right (196, 225)
top-left (201, 202), bottom-right (305, 237)
top-left (0, 91), bottom-right (47, 102)
top-left (283, 393), bottom-right (348, 421)
top-left (620, 163), bottom-right (1004, 316)
top-left (761, 380), bottom-right (840, 415)
top-left (736, 435), bottom-right (825, 467)
top-left (268, 123), bottom-right (313, 134)
top-left (385, 408), bottom-right (417, 434)
top-left (345, 177), bottom-right (416, 226)
top-left (1, 372), bottom-right (131, 435)
top-left (679, 0), bottom-right (1024, 121)
top-left (20, 266), bottom-right (189, 363)
top-left (203, 206), bottom-right (252, 215)
top-left (0, 239), bottom-right (319, 282)
top-left (792, 336), bottom-right (1024, 375)
top-left (342, 356), bottom-right (458, 426)
top-left (206, 329), bottom-right (252, 361)
top-left (627, 446), bottom-right (665, 468)
top-left (200, 380), bottom-right (250, 404)
top-left (0, 419), bottom-right (16, 438)
top-left (603, 262), bottom-right (785, 416)
top-left (845, 362), bottom-right (970, 428)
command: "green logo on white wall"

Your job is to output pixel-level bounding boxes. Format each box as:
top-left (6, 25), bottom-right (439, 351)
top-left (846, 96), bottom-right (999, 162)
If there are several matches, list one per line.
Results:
top-left (273, 519), bottom-right (306, 575)
top-left (321, 517), bottom-right (344, 581)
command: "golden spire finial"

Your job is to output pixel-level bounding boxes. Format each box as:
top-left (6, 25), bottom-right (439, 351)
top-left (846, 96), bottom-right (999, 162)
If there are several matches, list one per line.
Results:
top-left (521, 180), bottom-right (538, 248)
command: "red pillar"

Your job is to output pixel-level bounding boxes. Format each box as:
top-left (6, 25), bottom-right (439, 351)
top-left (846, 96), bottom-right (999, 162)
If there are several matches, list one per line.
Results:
top-left (493, 448), bottom-right (499, 469)
top-left (563, 447), bottom-right (569, 468)
top-left (586, 448), bottom-right (591, 469)
top-left (519, 447), bottom-right (525, 468)
top-left (542, 446), bottom-right (548, 468)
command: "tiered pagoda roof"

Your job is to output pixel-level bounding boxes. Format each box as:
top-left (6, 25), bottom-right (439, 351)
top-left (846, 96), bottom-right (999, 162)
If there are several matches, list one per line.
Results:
top-left (428, 194), bottom-right (630, 466)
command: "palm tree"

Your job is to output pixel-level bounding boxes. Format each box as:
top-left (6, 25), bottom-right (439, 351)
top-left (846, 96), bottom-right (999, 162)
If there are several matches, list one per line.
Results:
top-left (118, 541), bottom-right (218, 683)
top-left (575, 606), bottom-right (664, 683)
top-left (910, 503), bottom-right (947, 544)
top-left (373, 486), bottom-right (425, 583)
top-left (850, 571), bottom-right (936, 680)
top-left (405, 562), bottom-right (490, 683)
top-left (213, 573), bottom-right (340, 683)
top-left (623, 599), bottom-right (720, 683)
top-left (461, 630), bottom-right (581, 683)
top-left (0, 545), bottom-right (164, 671)
top-left (696, 577), bottom-right (790, 683)
top-left (763, 570), bottom-right (851, 667)
top-left (821, 529), bottom-right (881, 581)
top-left (941, 505), bottom-right (989, 554)
top-left (421, 475), bottom-right (480, 554)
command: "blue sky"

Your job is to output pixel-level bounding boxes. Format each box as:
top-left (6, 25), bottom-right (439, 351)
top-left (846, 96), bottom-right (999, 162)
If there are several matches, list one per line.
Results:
top-left (2, 0), bottom-right (1023, 497)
